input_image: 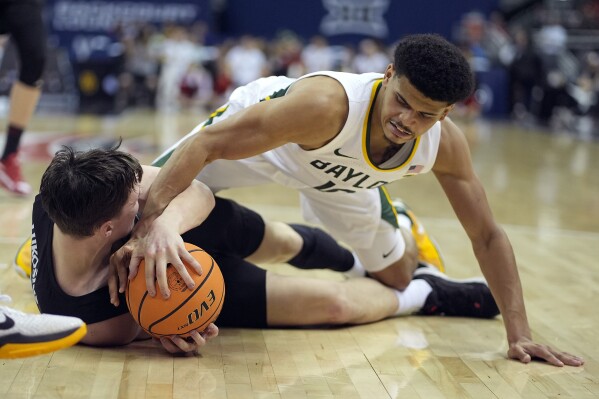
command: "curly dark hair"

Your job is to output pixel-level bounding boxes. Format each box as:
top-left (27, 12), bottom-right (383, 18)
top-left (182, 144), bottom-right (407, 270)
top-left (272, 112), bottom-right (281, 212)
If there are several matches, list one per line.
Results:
top-left (40, 143), bottom-right (143, 236)
top-left (393, 34), bottom-right (474, 104)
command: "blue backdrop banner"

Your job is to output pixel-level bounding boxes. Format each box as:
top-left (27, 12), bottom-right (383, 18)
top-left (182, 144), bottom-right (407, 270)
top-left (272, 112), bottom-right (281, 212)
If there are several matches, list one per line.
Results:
top-left (220, 0), bottom-right (499, 44)
top-left (45, 0), bottom-right (211, 60)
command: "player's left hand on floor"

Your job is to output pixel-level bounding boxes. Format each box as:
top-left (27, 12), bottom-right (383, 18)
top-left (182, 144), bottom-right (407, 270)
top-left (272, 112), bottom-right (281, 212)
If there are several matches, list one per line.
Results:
top-left (508, 337), bottom-right (584, 367)
top-left (156, 323), bottom-right (219, 355)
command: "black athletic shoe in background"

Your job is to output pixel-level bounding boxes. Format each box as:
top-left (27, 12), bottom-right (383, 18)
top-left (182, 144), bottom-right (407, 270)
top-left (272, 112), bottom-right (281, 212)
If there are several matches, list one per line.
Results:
top-left (413, 265), bottom-right (500, 319)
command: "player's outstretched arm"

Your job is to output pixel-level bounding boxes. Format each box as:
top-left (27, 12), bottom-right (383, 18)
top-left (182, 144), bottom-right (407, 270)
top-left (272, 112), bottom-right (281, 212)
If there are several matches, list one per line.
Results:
top-left (432, 118), bottom-right (583, 367)
top-left (126, 76), bottom-right (347, 299)
top-left (140, 76), bottom-right (347, 226)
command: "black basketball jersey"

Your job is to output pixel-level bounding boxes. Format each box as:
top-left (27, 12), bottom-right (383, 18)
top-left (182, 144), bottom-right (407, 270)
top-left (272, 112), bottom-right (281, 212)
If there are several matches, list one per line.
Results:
top-left (30, 195), bottom-right (129, 324)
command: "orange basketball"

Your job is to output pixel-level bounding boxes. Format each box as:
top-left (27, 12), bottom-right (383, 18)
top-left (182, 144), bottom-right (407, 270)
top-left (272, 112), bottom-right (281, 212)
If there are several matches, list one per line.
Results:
top-left (126, 243), bottom-right (225, 337)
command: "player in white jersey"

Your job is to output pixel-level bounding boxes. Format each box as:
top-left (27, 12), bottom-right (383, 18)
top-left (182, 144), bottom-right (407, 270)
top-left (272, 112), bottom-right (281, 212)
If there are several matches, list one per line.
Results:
top-left (153, 71), bottom-right (443, 274)
top-left (114, 34), bottom-right (582, 367)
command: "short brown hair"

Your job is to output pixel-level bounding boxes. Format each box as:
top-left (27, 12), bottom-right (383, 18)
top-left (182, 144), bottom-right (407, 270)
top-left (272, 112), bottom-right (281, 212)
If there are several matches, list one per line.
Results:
top-left (40, 144), bottom-right (143, 236)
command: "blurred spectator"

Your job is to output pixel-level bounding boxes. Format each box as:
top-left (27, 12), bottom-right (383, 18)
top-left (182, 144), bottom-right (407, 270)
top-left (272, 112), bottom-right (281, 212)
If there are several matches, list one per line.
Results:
top-left (459, 12), bottom-right (491, 73)
top-left (560, 51), bottom-right (599, 138)
top-left (155, 26), bottom-right (201, 111)
top-left (537, 13), bottom-right (568, 58)
top-left (120, 24), bottom-right (160, 108)
top-left (351, 39), bottom-right (389, 74)
top-left (486, 11), bottom-right (516, 67)
top-left (208, 39), bottom-right (234, 108)
top-left (336, 43), bottom-right (356, 72)
top-left (224, 36), bottom-right (269, 87)
top-left (535, 12), bottom-right (570, 125)
top-left (179, 62), bottom-right (213, 112)
top-left (508, 27), bottom-right (543, 122)
top-left (301, 36), bottom-right (335, 73)
top-left (270, 32), bottom-right (303, 78)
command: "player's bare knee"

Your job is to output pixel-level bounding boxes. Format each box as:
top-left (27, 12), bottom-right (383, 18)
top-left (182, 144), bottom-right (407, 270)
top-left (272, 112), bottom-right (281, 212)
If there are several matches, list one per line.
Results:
top-left (262, 221), bottom-right (303, 263)
top-left (320, 284), bottom-right (354, 325)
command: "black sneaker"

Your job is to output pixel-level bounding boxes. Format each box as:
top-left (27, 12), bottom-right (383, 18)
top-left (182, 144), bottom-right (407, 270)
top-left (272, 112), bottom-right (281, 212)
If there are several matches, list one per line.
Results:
top-left (413, 265), bottom-right (500, 319)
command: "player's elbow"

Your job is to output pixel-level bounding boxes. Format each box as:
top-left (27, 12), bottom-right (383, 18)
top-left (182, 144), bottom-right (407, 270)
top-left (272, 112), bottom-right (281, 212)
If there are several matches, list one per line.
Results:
top-left (79, 314), bottom-right (144, 347)
top-left (80, 326), bottom-right (138, 347)
top-left (191, 180), bottom-right (215, 213)
top-left (471, 223), bottom-right (506, 253)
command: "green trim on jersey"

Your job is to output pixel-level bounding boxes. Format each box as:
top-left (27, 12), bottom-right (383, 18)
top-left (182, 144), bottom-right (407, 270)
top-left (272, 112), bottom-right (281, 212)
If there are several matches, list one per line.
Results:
top-left (152, 151), bottom-right (171, 167)
top-left (203, 104), bottom-right (230, 128)
top-left (151, 104), bottom-right (230, 167)
top-left (260, 86), bottom-right (290, 102)
top-left (379, 186), bottom-right (399, 228)
top-left (153, 84), bottom-right (290, 168)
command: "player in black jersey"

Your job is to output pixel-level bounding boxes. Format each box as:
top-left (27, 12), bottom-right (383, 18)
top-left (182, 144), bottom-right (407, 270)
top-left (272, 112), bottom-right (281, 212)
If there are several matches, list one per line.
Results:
top-left (30, 145), bottom-right (500, 355)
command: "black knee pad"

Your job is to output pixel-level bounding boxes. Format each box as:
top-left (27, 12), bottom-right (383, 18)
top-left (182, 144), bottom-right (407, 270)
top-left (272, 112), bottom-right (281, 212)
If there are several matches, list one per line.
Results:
top-left (287, 224), bottom-right (354, 272)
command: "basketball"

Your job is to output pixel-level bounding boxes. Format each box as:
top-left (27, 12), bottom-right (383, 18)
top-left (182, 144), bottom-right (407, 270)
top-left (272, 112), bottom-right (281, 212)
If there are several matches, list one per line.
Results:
top-left (126, 243), bottom-right (225, 337)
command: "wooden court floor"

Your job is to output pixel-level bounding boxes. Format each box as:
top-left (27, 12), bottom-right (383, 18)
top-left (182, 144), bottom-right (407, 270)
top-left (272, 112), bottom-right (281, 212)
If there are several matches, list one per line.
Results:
top-left (0, 111), bottom-right (598, 398)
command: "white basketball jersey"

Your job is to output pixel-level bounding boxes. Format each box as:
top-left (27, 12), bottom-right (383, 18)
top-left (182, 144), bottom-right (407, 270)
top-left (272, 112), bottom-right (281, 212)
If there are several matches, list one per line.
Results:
top-left (154, 72), bottom-right (443, 251)
top-left (158, 71), bottom-right (442, 193)
top-left (257, 71), bottom-right (442, 193)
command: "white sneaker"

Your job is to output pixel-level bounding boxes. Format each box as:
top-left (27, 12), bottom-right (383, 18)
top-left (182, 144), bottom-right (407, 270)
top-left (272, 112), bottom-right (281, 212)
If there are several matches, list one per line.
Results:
top-left (0, 295), bottom-right (87, 359)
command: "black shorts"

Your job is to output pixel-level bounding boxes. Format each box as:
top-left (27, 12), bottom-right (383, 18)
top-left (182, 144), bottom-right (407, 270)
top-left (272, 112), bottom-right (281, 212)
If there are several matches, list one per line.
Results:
top-left (181, 197), bottom-right (268, 328)
top-left (0, 1), bottom-right (44, 37)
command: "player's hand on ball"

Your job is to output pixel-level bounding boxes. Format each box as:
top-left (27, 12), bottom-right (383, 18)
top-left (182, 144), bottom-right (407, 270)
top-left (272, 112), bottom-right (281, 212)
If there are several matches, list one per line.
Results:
top-left (135, 218), bottom-right (203, 298)
top-left (108, 235), bottom-right (149, 306)
top-left (157, 323), bottom-right (219, 355)
top-left (108, 241), bottom-right (136, 306)
top-left (508, 337), bottom-right (584, 367)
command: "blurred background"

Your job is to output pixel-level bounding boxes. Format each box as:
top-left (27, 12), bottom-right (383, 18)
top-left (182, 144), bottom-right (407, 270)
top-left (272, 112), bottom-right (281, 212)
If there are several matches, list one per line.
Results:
top-left (0, 0), bottom-right (598, 140)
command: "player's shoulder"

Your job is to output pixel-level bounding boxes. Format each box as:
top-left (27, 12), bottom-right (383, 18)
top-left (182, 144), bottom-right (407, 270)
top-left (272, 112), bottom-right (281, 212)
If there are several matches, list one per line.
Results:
top-left (292, 74), bottom-right (348, 110)
top-left (291, 74), bottom-right (347, 98)
top-left (434, 117), bottom-right (472, 172)
top-left (439, 117), bottom-right (468, 147)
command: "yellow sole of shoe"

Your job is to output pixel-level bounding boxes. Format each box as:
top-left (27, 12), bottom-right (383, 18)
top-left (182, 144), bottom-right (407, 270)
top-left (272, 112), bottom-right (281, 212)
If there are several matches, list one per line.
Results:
top-left (13, 236), bottom-right (32, 279)
top-left (0, 324), bottom-right (87, 359)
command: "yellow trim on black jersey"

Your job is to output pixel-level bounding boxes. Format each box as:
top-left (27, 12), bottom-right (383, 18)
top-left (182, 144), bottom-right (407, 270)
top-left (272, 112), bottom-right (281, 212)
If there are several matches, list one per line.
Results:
top-left (362, 80), bottom-right (422, 172)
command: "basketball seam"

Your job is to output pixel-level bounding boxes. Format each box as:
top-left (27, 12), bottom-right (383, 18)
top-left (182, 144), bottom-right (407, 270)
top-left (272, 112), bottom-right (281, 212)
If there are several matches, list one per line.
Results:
top-left (147, 257), bottom-right (215, 334)
top-left (138, 291), bottom-right (149, 327)
top-left (176, 281), bottom-right (225, 336)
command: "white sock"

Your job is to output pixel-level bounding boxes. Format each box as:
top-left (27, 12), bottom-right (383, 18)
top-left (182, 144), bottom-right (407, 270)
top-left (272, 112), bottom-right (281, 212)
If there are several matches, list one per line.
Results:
top-left (342, 252), bottom-right (367, 278)
top-left (393, 279), bottom-right (433, 315)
